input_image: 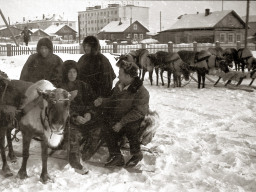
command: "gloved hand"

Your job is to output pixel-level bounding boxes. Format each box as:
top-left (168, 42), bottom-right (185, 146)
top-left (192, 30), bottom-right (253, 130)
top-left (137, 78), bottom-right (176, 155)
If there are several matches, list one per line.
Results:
top-left (94, 97), bottom-right (103, 107)
top-left (112, 122), bottom-right (122, 133)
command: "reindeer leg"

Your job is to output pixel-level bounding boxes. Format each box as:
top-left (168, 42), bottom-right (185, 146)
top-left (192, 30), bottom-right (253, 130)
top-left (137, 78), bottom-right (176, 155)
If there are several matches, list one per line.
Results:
top-left (141, 69), bottom-right (146, 81)
top-left (0, 127), bottom-right (13, 177)
top-left (149, 71), bottom-right (153, 86)
top-left (214, 77), bottom-right (221, 86)
top-left (202, 74), bottom-right (206, 88)
top-left (17, 130), bottom-right (33, 179)
top-left (139, 69), bottom-right (142, 79)
top-left (40, 140), bottom-right (51, 183)
top-left (155, 68), bottom-right (159, 86)
top-left (160, 70), bottom-right (164, 86)
top-left (167, 70), bottom-right (171, 88)
top-left (7, 127), bottom-right (17, 163)
top-left (249, 78), bottom-right (255, 86)
top-left (197, 72), bottom-right (201, 89)
top-left (178, 75), bottom-right (181, 87)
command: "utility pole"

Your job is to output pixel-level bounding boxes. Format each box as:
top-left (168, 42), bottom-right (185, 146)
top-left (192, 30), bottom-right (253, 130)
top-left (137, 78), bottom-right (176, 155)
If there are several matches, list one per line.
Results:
top-left (245, 0), bottom-right (250, 48)
top-left (78, 15), bottom-right (81, 44)
top-left (160, 11), bottom-right (162, 32)
top-left (222, 0), bottom-right (224, 11)
top-left (0, 9), bottom-right (19, 46)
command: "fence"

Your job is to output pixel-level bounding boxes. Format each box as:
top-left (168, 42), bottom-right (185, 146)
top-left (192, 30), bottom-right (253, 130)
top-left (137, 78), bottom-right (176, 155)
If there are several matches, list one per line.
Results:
top-left (1, 41), bottom-right (256, 56)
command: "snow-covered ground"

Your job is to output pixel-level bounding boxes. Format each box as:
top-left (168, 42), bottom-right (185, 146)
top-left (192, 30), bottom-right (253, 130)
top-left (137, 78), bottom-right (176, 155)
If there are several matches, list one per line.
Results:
top-left (1, 52), bottom-right (256, 192)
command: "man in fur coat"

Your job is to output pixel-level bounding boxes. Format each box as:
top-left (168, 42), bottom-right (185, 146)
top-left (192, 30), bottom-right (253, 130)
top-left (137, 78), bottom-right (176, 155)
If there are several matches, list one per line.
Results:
top-left (77, 36), bottom-right (116, 97)
top-left (20, 38), bottom-right (63, 87)
top-left (94, 61), bottom-right (150, 167)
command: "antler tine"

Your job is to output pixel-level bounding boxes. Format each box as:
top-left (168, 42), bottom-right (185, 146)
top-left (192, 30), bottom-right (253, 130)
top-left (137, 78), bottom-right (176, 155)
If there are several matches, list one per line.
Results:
top-left (0, 75), bottom-right (11, 82)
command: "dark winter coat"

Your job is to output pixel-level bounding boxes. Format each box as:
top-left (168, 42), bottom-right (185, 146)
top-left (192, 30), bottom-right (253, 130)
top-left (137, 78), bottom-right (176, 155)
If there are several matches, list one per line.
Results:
top-left (77, 36), bottom-right (116, 97)
top-left (101, 77), bottom-right (149, 127)
top-left (21, 29), bottom-right (32, 42)
top-left (61, 80), bottom-right (97, 119)
top-left (19, 38), bottom-right (63, 87)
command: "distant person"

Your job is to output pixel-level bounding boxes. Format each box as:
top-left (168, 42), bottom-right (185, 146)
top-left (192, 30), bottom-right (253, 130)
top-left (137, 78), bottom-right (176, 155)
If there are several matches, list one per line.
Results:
top-left (77, 36), bottom-right (116, 98)
top-left (94, 60), bottom-right (150, 167)
top-left (21, 26), bottom-right (32, 46)
top-left (20, 37), bottom-right (63, 87)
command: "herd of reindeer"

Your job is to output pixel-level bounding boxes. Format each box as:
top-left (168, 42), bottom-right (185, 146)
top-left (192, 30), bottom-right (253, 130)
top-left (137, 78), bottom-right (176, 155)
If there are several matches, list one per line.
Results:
top-left (116, 47), bottom-right (256, 89)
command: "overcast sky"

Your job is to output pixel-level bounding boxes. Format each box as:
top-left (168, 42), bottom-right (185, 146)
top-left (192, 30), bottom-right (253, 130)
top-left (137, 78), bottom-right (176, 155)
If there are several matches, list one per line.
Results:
top-left (1, 0), bottom-right (255, 33)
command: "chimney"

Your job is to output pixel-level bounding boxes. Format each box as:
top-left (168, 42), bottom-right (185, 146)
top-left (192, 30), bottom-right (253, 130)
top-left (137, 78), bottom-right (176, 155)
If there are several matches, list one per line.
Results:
top-left (23, 17), bottom-right (25, 22)
top-left (119, 18), bottom-right (122, 25)
top-left (43, 14), bottom-right (45, 19)
top-left (205, 9), bottom-right (210, 16)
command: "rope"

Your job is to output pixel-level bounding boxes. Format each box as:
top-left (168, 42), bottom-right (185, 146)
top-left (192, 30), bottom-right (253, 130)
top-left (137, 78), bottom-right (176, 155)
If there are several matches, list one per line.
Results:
top-left (4, 129), bottom-right (20, 150)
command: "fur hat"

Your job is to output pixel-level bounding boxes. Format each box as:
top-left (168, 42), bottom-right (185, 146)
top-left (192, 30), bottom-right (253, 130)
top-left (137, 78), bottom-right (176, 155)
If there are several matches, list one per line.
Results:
top-left (62, 60), bottom-right (78, 83)
top-left (117, 60), bottom-right (139, 77)
top-left (36, 37), bottom-right (53, 54)
top-left (82, 36), bottom-right (100, 55)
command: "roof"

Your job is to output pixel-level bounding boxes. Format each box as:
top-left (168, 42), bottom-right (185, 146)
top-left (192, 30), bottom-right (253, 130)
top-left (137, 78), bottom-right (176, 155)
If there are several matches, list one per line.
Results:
top-left (164, 10), bottom-right (245, 32)
top-left (0, 26), bottom-right (20, 31)
top-left (30, 28), bottom-right (50, 36)
top-left (241, 15), bottom-right (256, 23)
top-left (44, 24), bottom-right (77, 35)
top-left (99, 20), bottom-right (149, 33)
top-left (100, 20), bottom-right (131, 33)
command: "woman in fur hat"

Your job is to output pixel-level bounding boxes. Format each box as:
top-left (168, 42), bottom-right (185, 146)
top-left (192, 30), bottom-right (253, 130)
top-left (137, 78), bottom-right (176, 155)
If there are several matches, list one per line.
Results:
top-left (20, 37), bottom-right (63, 87)
top-left (77, 36), bottom-right (116, 98)
top-left (61, 60), bottom-right (97, 171)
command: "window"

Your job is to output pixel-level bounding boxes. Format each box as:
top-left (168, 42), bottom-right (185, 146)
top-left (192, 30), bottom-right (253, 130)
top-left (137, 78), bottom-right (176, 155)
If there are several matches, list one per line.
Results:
top-left (134, 34), bottom-right (138, 39)
top-left (236, 34), bottom-right (241, 42)
top-left (139, 34), bottom-right (143, 40)
top-left (127, 34), bottom-right (131, 38)
top-left (228, 33), bottom-right (234, 43)
top-left (133, 24), bottom-right (137, 30)
top-left (220, 33), bottom-right (226, 43)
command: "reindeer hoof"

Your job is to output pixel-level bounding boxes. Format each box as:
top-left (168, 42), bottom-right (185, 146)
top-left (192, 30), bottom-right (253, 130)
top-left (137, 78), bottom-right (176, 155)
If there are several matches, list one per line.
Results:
top-left (40, 173), bottom-right (52, 183)
top-left (17, 170), bottom-right (28, 179)
top-left (8, 153), bottom-right (17, 163)
top-left (3, 166), bottom-right (13, 177)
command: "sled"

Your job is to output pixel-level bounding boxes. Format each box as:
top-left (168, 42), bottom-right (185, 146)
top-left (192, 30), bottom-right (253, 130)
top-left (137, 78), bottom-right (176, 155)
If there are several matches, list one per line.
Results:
top-left (214, 83), bottom-right (254, 92)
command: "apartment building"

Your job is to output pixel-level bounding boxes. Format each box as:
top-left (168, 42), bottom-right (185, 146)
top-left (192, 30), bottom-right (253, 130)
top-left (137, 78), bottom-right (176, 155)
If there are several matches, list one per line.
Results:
top-left (78, 4), bottom-right (149, 38)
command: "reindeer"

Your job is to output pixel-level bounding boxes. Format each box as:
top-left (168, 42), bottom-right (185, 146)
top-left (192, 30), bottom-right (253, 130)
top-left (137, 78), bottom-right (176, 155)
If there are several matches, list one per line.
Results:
top-left (0, 73), bottom-right (75, 183)
top-left (148, 51), bottom-right (190, 88)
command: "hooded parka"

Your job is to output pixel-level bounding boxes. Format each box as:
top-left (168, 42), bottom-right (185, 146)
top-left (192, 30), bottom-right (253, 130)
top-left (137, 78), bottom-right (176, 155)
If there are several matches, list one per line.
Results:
top-left (20, 38), bottom-right (63, 87)
top-left (77, 36), bottom-right (116, 97)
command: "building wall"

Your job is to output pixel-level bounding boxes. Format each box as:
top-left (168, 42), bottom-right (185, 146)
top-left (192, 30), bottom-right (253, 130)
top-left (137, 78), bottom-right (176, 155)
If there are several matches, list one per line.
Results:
top-left (158, 28), bottom-right (245, 44)
top-left (248, 22), bottom-right (256, 36)
top-left (0, 27), bottom-right (21, 37)
top-left (78, 4), bottom-right (149, 38)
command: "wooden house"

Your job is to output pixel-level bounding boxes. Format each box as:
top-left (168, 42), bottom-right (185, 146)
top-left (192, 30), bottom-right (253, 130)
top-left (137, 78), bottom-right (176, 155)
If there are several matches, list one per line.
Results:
top-left (44, 24), bottom-right (77, 41)
top-left (97, 20), bottom-right (149, 43)
top-left (0, 26), bottom-right (22, 38)
top-left (30, 29), bottom-right (50, 41)
top-left (242, 15), bottom-right (256, 43)
top-left (157, 9), bottom-right (246, 44)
